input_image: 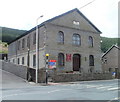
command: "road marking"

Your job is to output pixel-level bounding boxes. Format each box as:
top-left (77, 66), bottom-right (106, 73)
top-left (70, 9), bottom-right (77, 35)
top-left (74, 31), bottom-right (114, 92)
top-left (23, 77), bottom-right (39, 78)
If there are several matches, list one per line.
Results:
top-left (97, 86), bottom-right (113, 89)
top-left (107, 97), bottom-right (120, 102)
top-left (1, 91), bottom-right (46, 99)
top-left (1, 88), bottom-right (73, 99)
top-left (47, 89), bottom-right (61, 93)
top-left (86, 85), bottom-right (102, 88)
top-left (107, 87), bottom-right (119, 91)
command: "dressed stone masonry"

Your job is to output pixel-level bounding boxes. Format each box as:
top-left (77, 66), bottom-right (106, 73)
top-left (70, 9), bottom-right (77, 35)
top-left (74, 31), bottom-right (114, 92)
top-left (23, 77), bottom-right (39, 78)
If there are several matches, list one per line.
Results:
top-left (8, 8), bottom-right (102, 81)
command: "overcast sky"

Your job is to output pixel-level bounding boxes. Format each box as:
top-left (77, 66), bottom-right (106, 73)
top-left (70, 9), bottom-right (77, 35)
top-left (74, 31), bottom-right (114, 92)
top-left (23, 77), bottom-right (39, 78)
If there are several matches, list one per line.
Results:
top-left (0, 0), bottom-right (119, 38)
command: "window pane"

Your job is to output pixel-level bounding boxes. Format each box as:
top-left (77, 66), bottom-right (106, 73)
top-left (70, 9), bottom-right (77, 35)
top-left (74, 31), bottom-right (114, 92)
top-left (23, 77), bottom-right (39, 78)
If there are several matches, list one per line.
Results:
top-left (33, 33), bottom-right (36, 44)
top-left (58, 31), bottom-right (64, 44)
top-left (72, 34), bottom-right (81, 46)
top-left (18, 41), bottom-right (20, 50)
top-left (22, 57), bottom-right (24, 65)
top-left (73, 41), bottom-right (76, 44)
top-left (27, 36), bottom-right (30, 48)
top-left (77, 41), bottom-right (80, 45)
top-left (72, 35), bottom-right (76, 40)
top-left (89, 36), bottom-right (93, 47)
top-left (58, 53), bottom-right (64, 66)
top-left (18, 58), bottom-right (20, 64)
top-left (89, 55), bottom-right (94, 66)
top-left (33, 54), bottom-right (36, 67)
top-left (22, 39), bottom-right (25, 48)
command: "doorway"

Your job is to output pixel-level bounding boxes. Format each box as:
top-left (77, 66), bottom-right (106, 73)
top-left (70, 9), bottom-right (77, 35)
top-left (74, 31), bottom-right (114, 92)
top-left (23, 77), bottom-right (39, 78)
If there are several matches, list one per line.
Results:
top-left (73, 54), bottom-right (81, 71)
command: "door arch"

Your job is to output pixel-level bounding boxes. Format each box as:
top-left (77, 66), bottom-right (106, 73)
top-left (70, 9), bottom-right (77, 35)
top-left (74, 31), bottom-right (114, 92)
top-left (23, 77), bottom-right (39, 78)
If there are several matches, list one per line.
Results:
top-left (73, 54), bottom-right (81, 71)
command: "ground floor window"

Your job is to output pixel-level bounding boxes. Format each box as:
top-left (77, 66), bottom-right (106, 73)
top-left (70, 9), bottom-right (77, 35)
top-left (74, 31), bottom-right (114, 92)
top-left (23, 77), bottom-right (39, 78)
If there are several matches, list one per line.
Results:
top-left (13, 59), bottom-right (15, 63)
top-left (89, 55), bottom-right (94, 66)
top-left (58, 53), bottom-right (64, 66)
top-left (22, 57), bottom-right (24, 65)
top-left (33, 54), bottom-right (36, 67)
top-left (27, 55), bottom-right (30, 67)
top-left (17, 58), bottom-right (20, 64)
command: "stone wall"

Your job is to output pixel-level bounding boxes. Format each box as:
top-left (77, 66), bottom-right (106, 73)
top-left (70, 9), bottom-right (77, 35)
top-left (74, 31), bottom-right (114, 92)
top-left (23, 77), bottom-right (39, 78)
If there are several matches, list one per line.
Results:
top-left (1, 60), bottom-right (47, 83)
top-left (50, 70), bottom-right (113, 82)
top-left (1, 60), bottom-right (27, 79)
top-left (45, 23), bottom-right (102, 73)
top-left (28, 68), bottom-right (46, 83)
top-left (0, 60), bottom-right (114, 83)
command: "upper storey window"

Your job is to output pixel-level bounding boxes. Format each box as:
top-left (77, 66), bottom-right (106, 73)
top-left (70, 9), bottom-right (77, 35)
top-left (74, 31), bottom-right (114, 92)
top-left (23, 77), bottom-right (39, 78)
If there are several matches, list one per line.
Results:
top-left (58, 31), bottom-right (64, 44)
top-left (73, 20), bottom-right (80, 26)
top-left (17, 41), bottom-right (20, 50)
top-left (33, 33), bottom-right (36, 45)
top-left (72, 34), bottom-right (81, 46)
top-left (27, 36), bottom-right (30, 48)
top-left (88, 36), bottom-right (93, 47)
top-left (22, 38), bottom-right (25, 49)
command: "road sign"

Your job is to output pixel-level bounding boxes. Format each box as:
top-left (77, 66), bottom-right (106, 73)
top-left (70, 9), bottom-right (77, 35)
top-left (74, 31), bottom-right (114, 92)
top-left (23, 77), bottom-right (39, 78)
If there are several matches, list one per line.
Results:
top-left (49, 60), bottom-right (56, 62)
top-left (48, 61), bottom-right (56, 69)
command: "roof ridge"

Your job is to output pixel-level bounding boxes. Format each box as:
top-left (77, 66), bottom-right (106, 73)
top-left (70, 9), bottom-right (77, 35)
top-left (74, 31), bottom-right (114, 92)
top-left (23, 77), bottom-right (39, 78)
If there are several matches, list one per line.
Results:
top-left (102, 44), bottom-right (120, 58)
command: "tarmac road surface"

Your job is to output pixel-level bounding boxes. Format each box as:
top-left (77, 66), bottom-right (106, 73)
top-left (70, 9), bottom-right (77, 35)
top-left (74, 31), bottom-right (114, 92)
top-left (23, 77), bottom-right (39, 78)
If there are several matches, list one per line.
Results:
top-left (0, 69), bottom-right (120, 101)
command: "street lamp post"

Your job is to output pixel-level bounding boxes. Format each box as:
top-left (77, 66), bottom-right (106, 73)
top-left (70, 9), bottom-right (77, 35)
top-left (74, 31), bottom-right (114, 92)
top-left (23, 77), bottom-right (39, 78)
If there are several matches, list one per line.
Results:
top-left (27, 48), bottom-right (30, 81)
top-left (36, 15), bottom-right (43, 83)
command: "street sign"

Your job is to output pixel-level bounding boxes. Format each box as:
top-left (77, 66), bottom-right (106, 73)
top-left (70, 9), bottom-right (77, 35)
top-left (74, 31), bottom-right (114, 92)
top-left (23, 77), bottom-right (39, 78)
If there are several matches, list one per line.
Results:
top-left (66, 54), bottom-right (71, 61)
top-left (48, 60), bottom-right (56, 69)
top-left (49, 60), bottom-right (56, 62)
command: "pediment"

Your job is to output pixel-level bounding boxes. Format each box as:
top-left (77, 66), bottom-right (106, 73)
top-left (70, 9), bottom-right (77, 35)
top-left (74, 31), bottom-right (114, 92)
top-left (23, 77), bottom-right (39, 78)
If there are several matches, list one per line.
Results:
top-left (47, 9), bottom-right (101, 33)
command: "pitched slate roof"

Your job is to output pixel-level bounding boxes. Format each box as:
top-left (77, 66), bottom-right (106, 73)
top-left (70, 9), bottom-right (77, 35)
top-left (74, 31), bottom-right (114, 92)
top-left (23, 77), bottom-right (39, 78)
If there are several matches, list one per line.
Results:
top-left (8, 8), bottom-right (102, 44)
top-left (102, 45), bottom-right (120, 58)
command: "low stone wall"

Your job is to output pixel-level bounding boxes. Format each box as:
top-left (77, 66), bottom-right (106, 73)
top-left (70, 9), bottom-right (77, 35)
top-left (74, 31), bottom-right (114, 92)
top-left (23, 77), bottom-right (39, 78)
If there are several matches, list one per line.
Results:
top-left (0, 60), bottom-right (114, 83)
top-left (38, 68), bottom-right (46, 83)
top-left (1, 60), bottom-right (27, 79)
top-left (1, 60), bottom-right (47, 83)
top-left (51, 72), bottom-right (113, 82)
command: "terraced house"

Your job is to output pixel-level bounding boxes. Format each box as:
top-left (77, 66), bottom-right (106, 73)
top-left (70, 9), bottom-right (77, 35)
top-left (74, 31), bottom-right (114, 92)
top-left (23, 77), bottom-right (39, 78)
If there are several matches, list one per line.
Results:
top-left (8, 8), bottom-right (102, 76)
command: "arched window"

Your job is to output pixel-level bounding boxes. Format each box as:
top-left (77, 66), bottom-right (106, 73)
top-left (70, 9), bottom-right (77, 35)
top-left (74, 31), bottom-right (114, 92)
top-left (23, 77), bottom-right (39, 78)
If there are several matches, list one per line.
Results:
top-left (72, 34), bottom-right (81, 46)
top-left (58, 31), bottom-right (64, 44)
top-left (58, 53), bottom-right (64, 66)
top-left (89, 36), bottom-right (93, 47)
top-left (89, 55), bottom-right (94, 66)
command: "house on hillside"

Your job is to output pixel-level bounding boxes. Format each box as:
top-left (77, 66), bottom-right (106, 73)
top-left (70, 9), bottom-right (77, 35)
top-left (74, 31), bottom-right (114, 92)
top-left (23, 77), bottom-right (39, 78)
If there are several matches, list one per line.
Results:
top-left (8, 8), bottom-right (102, 82)
top-left (102, 45), bottom-right (120, 78)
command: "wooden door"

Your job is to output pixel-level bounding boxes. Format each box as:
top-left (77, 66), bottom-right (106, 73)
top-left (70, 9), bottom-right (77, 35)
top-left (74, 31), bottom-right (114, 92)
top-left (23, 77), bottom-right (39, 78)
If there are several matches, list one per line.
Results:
top-left (73, 54), bottom-right (81, 71)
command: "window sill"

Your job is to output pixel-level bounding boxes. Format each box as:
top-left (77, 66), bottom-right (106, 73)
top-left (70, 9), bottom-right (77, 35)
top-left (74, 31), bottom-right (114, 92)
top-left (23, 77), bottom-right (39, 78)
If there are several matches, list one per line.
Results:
top-left (89, 46), bottom-right (94, 48)
top-left (72, 44), bottom-right (81, 47)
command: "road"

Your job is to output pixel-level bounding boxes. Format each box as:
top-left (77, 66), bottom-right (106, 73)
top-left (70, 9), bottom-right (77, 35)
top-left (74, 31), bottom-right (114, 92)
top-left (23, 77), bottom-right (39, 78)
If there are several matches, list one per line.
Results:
top-left (0, 69), bottom-right (120, 101)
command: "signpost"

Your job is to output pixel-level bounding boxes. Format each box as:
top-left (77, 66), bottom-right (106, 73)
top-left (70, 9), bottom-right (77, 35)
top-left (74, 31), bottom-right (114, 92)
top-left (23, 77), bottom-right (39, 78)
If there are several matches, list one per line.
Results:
top-left (45, 54), bottom-right (56, 84)
top-left (45, 54), bottom-right (49, 84)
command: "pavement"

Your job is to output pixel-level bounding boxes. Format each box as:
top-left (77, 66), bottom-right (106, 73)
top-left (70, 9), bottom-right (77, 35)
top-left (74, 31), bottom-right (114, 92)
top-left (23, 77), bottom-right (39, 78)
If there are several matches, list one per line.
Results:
top-left (0, 69), bottom-right (120, 101)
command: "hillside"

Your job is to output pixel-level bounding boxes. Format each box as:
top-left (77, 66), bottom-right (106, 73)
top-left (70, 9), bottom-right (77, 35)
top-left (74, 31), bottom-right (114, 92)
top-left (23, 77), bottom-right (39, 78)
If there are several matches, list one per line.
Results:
top-left (0, 27), bottom-right (26, 43)
top-left (0, 40), bottom-right (8, 53)
top-left (101, 37), bottom-right (120, 52)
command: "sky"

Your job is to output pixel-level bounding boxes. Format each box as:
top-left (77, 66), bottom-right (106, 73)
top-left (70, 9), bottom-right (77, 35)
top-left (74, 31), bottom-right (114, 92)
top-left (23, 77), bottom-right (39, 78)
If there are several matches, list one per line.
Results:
top-left (0, 0), bottom-right (119, 38)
